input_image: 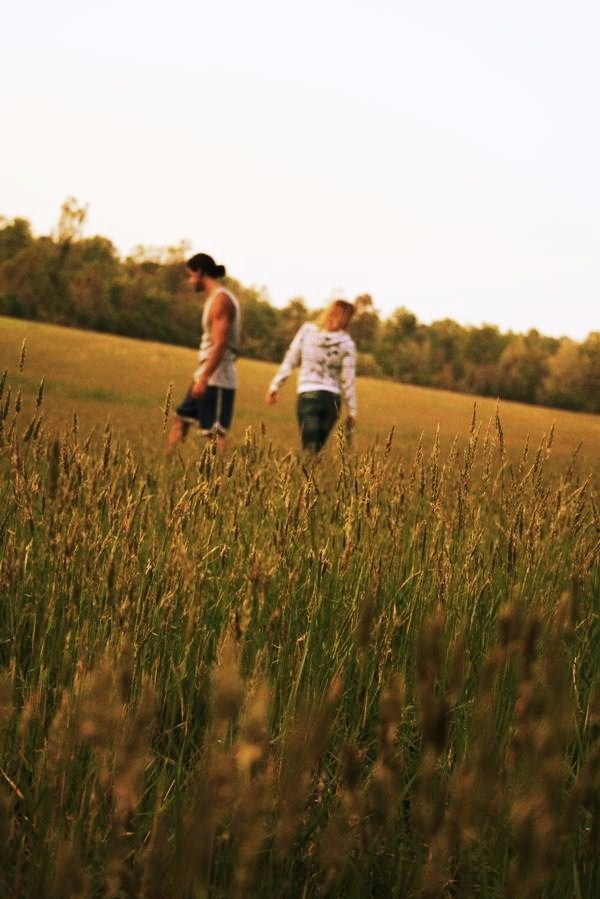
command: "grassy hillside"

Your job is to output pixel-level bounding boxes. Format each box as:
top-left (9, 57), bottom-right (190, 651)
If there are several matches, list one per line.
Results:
top-left (1, 315), bottom-right (599, 474)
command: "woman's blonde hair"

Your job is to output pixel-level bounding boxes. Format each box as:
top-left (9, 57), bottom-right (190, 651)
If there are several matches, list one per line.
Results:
top-left (317, 299), bottom-right (355, 332)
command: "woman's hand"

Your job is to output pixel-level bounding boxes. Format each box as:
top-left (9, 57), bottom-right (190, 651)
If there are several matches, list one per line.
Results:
top-left (266, 390), bottom-right (278, 405)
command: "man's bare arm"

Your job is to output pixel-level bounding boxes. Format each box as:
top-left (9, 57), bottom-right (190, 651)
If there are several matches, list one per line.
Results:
top-left (191, 292), bottom-right (235, 396)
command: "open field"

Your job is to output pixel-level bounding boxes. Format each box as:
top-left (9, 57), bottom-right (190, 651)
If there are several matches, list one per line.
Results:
top-left (1, 315), bottom-right (600, 473)
top-left (1, 315), bottom-right (600, 897)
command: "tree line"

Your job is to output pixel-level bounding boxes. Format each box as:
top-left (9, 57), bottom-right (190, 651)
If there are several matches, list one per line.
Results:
top-left (1, 199), bottom-right (598, 413)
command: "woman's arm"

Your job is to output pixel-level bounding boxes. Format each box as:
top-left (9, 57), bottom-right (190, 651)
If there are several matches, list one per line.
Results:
top-left (341, 338), bottom-right (357, 419)
top-left (267, 325), bottom-right (306, 399)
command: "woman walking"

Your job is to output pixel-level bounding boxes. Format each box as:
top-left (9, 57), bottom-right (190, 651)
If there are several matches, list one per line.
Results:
top-left (267, 299), bottom-right (357, 452)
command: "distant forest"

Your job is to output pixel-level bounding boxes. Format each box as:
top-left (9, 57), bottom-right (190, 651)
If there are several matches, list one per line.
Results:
top-left (1, 199), bottom-right (598, 413)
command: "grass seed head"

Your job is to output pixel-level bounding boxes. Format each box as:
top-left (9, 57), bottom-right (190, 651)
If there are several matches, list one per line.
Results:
top-left (162, 381), bottom-right (173, 431)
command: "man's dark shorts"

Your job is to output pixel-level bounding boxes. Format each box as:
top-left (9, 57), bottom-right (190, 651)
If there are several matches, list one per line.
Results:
top-left (176, 385), bottom-right (235, 436)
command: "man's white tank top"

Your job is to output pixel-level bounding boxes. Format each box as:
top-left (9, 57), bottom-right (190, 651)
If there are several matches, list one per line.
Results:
top-left (195, 287), bottom-right (241, 389)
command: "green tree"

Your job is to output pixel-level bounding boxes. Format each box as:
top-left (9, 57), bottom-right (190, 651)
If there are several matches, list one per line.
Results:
top-left (0, 217), bottom-right (33, 263)
top-left (458, 325), bottom-right (508, 396)
top-left (349, 294), bottom-right (380, 353)
top-left (275, 298), bottom-right (310, 352)
top-left (498, 335), bottom-right (549, 404)
top-left (375, 307), bottom-right (421, 378)
top-left (0, 237), bottom-right (65, 320)
top-left (427, 318), bottom-right (465, 388)
top-left (232, 282), bottom-right (279, 360)
top-left (539, 338), bottom-right (585, 410)
top-left (463, 324), bottom-right (506, 366)
top-left (579, 332), bottom-right (600, 413)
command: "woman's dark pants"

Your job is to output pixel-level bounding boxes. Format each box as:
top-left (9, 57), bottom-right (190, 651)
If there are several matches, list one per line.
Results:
top-left (296, 391), bottom-right (340, 453)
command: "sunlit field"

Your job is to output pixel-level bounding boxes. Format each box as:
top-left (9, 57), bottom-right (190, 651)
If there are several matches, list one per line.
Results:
top-left (1, 315), bottom-right (600, 470)
top-left (1, 316), bottom-right (600, 897)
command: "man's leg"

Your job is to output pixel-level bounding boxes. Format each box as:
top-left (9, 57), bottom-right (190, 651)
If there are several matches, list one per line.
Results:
top-left (211, 388), bottom-right (234, 454)
top-left (167, 416), bottom-right (191, 448)
top-left (167, 384), bottom-right (199, 450)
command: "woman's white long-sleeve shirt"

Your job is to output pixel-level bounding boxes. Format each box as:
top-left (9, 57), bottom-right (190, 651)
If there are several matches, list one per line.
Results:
top-left (269, 323), bottom-right (357, 417)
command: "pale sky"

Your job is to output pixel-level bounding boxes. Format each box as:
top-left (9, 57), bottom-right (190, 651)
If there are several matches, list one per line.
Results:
top-left (1, 0), bottom-right (599, 340)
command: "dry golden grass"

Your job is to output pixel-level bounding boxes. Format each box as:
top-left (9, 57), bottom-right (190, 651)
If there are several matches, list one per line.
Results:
top-left (1, 315), bottom-right (599, 472)
top-left (1, 314), bottom-right (600, 897)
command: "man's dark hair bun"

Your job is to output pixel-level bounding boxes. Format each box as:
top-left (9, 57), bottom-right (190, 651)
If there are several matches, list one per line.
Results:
top-left (187, 253), bottom-right (226, 278)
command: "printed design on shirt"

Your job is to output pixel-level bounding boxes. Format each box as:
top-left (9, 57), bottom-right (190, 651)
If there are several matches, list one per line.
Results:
top-left (312, 332), bottom-right (346, 382)
top-left (269, 322), bottom-right (357, 417)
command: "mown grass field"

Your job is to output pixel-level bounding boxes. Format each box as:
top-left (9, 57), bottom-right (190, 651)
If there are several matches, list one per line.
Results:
top-left (0, 315), bottom-right (599, 898)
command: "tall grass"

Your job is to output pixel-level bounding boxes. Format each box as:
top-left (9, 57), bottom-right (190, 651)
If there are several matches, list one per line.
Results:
top-left (0, 357), bottom-right (599, 897)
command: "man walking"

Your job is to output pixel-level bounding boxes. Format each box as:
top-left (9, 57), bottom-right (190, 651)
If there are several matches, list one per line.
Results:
top-left (168, 253), bottom-right (241, 452)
